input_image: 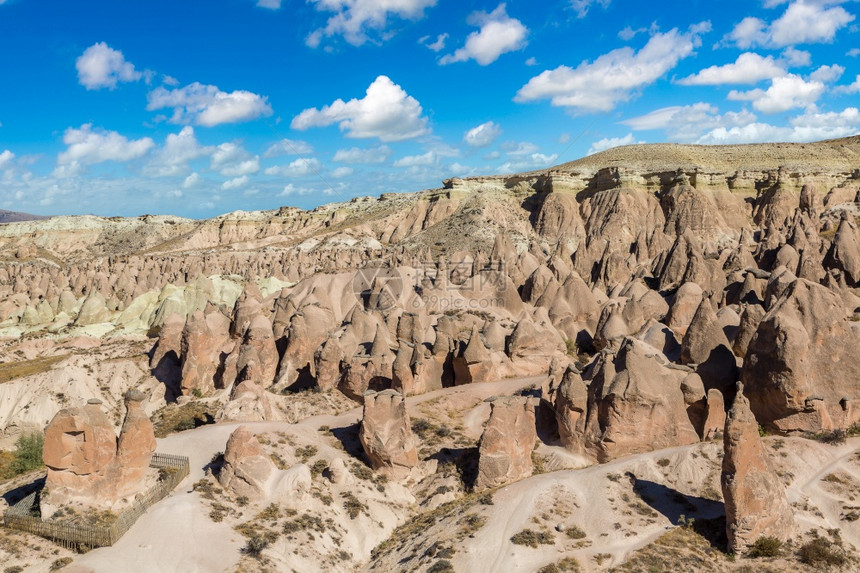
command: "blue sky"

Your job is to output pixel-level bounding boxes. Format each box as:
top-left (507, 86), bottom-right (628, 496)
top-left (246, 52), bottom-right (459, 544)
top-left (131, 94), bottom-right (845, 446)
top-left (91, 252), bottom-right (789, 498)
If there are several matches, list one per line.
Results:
top-left (0, 0), bottom-right (858, 218)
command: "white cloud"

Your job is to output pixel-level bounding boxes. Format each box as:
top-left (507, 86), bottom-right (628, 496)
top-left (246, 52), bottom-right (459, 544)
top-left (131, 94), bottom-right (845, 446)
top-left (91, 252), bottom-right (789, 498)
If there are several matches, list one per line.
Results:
top-left (147, 82), bottom-right (272, 127)
top-left (587, 133), bottom-right (643, 155)
top-left (782, 47), bottom-right (811, 66)
top-left (497, 152), bottom-right (559, 174)
top-left (515, 26), bottom-right (706, 113)
top-left (677, 53), bottom-right (785, 85)
top-left (144, 126), bottom-right (213, 176)
top-left (331, 166), bottom-right (354, 178)
top-left (263, 139), bottom-right (314, 157)
top-left (571, 0), bottom-right (610, 18)
top-left (55, 124), bottom-right (154, 176)
top-left (835, 74), bottom-right (860, 94)
top-left (256, 0), bottom-right (281, 9)
top-left (291, 75), bottom-right (429, 141)
top-left (420, 33), bottom-right (448, 52)
top-left (728, 74), bottom-right (825, 113)
top-left (264, 157), bottom-right (323, 177)
top-left (440, 4), bottom-right (528, 66)
top-left (696, 107), bottom-right (860, 144)
top-left (623, 102), bottom-right (756, 141)
top-left (210, 143), bottom-right (260, 176)
top-left (810, 63), bottom-right (844, 83)
top-left (725, 0), bottom-right (855, 48)
top-left (76, 42), bottom-right (143, 90)
top-left (463, 121), bottom-right (502, 147)
top-left (333, 145), bottom-right (392, 163)
top-left (0, 150), bottom-right (14, 169)
top-left (183, 172), bottom-right (202, 188)
top-left (525, 56), bottom-right (538, 66)
top-left (393, 151), bottom-right (438, 167)
top-left (502, 141), bottom-right (539, 156)
top-left (848, 48), bottom-right (860, 57)
top-left (306, 0), bottom-right (436, 47)
top-left (222, 176), bottom-right (250, 190)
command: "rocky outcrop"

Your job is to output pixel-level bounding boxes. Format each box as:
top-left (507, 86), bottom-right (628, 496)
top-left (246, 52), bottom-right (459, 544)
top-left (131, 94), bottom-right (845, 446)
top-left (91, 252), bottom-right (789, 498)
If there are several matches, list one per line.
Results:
top-left (359, 390), bottom-right (419, 479)
top-left (579, 338), bottom-right (700, 462)
top-left (42, 394), bottom-right (156, 512)
top-left (742, 279), bottom-right (860, 432)
top-left (218, 425), bottom-right (276, 500)
top-left (475, 396), bottom-right (537, 490)
top-left (721, 385), bottom-right (796, 553)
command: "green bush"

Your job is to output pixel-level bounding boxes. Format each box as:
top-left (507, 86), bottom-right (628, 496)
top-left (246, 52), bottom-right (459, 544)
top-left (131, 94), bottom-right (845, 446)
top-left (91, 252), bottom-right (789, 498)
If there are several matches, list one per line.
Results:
top-left (11, 433), bottom-right (44, 475)
top-left (798, 537), bottom-right (846, 566)
top-left (242, 535), bottom-right (269, 559)
top-left (748, 536), bottom-right (782, 558)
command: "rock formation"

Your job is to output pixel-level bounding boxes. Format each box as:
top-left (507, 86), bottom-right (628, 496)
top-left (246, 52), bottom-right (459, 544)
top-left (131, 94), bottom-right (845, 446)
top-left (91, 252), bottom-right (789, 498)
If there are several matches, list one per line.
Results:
top-left (42, 393), bottom-right (156, 512)
top-left (218, 425), bottom-right (276, 500)
top-left (721, 385), bottom-right (796, 553)
top-left (475, 396), bottom-right (537, 490)
top-left (359, 390), bottom-right (419, 479)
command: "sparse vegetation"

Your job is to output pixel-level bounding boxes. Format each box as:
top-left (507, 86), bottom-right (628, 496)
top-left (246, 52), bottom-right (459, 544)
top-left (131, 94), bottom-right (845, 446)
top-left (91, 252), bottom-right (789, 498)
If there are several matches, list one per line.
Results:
top-left (538, 557), bottom-right (581, 573)
top-left (49, 558), bottom-right (73, 571)
top-left (510, 528), bottom-right (555, 548)
top-left (565, 525), bottom-right (587, 540)
top-left (0, 354), bottom-right (68, 385)
top-left (0, 432), bottom-right (44, 479)
top-left (748, 535), bottom-right (782, 558)
top-left (242, 535), bottom-right (269, 559)
top-left (342, 491), bottom-right (367, 519)
top-left (427, 560), bottom-right (455, 573)
top-left (152, 402), bottom-right (216, 437)
top-left (798, 536), bottom-right (846, 566)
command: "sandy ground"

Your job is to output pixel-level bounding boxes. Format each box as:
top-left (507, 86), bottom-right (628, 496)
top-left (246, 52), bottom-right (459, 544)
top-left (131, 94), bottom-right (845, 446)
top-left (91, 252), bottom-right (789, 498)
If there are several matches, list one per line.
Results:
top-left (67, 376), bottom-right (544, 573)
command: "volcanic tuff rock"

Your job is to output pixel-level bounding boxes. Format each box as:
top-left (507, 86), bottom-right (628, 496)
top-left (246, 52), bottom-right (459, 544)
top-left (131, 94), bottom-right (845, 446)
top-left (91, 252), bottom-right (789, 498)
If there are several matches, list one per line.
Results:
top-left (359, 389), bottom-right (419, 479)
top-left (475, 395), bottom-right (537, 490)
top-left (218, 425), bottom-right (277, 500)
top-left (721, 385), bottom-right (797, 553)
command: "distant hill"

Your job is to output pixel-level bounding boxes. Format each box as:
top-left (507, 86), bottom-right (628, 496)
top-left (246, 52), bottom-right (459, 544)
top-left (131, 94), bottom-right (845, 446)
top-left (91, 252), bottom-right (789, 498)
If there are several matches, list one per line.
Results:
top-left (0, 210), bottom-right (49, 224)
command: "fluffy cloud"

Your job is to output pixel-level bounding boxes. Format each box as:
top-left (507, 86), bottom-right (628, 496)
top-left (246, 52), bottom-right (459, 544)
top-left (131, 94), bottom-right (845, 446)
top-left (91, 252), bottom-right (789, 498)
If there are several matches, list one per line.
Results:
top-left (623, 103), bottom-right (756, 141)
top-left (587, 133), bottom-right (643, 155)
top-left (835, 74), bottom-right (860, 94)
top-left (222, 176), bottom-right (250, 190)
top-left (210, 143), bottom-right (260, 176)
top-left (728, 74), bottom-right (825, 113)
top-left (696, 107), bottom-right (860, 144)
top-left (183, 173), bottom-right (202, 188)
top-left (0, 150), bottom-right (14, 169)
top-left (256, 0), bottom-right (281, 9)
top-left (515, 26), bottom-right (707, 113)
top-left (306, 0), bottom-right (436, 47)
top-left (264, 157), bottom-right (323, 177)
top-left (677, 53), bottom-right (785, 85)
top-left (144, 127), bottom-right (213, 176)
top-left (76, 42), bottom-right (143, 90)
top-left (55, 124), bottom-right (154, 176)
top-left (440, 4), bottom-right (528, 66)
top-left (726, 1), bottom-right (855, 48)
top-left (291, 76), bottom-right (429, 141)
top-left (263, 139), bottom-right (314, 157)
top-left (332, 145), bottom-right (392, 163)
top-left (331, 166), bottom-right (354, 178)
top-left (463, 121), bottom-right (502, 147)
top-left (147, 82), bottom-right (272, 127)
top-left (571, 0), bottom-right (610, 18)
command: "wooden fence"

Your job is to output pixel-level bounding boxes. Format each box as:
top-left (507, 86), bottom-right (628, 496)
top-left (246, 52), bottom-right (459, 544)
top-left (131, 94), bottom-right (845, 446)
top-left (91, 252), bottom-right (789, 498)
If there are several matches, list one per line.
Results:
top-left (2, 452), bottom-right (190, 550)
